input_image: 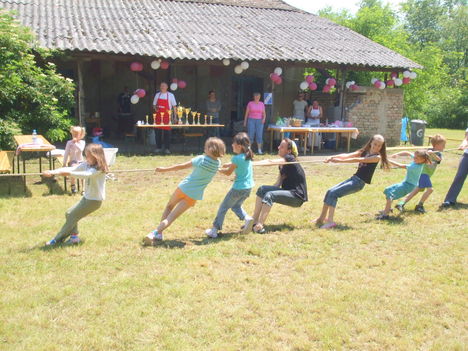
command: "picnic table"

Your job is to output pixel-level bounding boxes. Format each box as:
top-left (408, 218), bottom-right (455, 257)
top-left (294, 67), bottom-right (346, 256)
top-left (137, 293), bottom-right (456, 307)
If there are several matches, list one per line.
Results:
top-left (267, 125), bottom-right (359, 155)
top-left (14, 135), bottom-right (55, 174)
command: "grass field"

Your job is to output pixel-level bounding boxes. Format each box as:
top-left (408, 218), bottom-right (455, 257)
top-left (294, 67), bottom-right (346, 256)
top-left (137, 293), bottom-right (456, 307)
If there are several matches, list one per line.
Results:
top-left (0, 128), bottom-right (467, 350)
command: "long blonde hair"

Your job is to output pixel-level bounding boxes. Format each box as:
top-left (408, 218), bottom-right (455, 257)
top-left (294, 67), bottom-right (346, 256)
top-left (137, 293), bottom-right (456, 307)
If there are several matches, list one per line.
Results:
top-left (85, 143), bottom-right (108, 172)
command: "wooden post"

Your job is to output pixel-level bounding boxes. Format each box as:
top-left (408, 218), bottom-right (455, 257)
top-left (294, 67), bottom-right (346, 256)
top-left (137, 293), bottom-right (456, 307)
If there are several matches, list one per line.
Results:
top-left (77, 60), bottom-right (85, 126)
top-left (339, 68), bottom-right (347, 121)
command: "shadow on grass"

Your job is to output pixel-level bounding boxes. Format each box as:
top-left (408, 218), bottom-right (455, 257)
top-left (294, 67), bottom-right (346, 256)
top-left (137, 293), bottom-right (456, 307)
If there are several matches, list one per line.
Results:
top-left (0, 178), bottom-right (32, 198)
top-left (437, 202), bottom-right (468, 212)
top-left (364, 216), bottom-right (405, 225)
top-left (264, 223), bottom-right (296, 232)
top-left (141, 239), bottom-right (186, 249)
top-left (191, 231), bottom-right (242, 245)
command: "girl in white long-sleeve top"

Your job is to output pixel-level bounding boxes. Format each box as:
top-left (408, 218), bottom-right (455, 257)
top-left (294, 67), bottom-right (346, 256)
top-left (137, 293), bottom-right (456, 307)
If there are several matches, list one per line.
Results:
top-left (63, 126), bottom-right (86, 194)
top-left (43, 143), bottom-right (108, 245)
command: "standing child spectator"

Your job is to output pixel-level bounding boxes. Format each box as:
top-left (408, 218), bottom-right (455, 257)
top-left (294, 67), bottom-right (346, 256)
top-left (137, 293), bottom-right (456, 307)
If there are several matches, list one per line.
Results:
top-left (377, 150), bottom-right (432, 220)
top-left (63, 126), bottom-right (86, 194)
top-left (205, 133), bottom-right (255, 238)
top-left (395, 134), bottom-right (445, 213)
top-left (43, 143), bottom-right (108, 245)
top-left (313, 134), bottom-right (389, 229)
top-left (144, 137), bottom-right (226, 244)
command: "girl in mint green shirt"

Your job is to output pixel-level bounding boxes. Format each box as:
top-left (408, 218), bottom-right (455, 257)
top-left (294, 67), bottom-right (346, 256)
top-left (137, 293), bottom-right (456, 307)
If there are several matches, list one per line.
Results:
top-left (205, 133), bottom-right (255, 238)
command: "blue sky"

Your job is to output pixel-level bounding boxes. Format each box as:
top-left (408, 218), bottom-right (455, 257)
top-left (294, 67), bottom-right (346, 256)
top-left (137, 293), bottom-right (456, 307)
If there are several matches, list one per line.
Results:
top-left (283, 0), bottom-right (403, 14)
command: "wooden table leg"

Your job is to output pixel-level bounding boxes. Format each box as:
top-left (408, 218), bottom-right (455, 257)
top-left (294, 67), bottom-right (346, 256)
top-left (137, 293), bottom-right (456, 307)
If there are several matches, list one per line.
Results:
top-left (311, 132), bottom-right (315, 155)
top-left (335, 133), bottom-right (339, 150)
top-left (347, 132), bottom-right (351, 152)
top-left (302, 132), bottom-right (307, 156)
top-left (39, 153), bottom-right (42, 173)
top-left (270, 130), bottom-right (273, 153)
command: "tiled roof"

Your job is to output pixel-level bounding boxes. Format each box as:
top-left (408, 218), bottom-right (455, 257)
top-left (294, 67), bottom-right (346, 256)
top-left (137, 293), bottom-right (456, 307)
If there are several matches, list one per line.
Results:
top-left (0, 0), bottom-right (421, 69)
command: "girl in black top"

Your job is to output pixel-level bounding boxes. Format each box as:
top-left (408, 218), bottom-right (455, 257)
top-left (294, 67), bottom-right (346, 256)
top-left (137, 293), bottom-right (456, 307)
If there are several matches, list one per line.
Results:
top-left (313, 134), bottom-right (389, 229)
top-left (251, 138), bottom-right (308, 234)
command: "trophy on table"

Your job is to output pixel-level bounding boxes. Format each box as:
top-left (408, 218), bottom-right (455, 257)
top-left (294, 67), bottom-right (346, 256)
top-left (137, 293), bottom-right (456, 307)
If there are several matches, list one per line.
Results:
top-left (204, 114), bottom-right (208, 125)
top-left (184, 107), bottom-right (191, 125)
top-left (176, 106), bottom-right (183, 125)
top-left (196, 112), bottom-right (201, 125)
top-left (167, 109), bottom-right (172, 125)
top-left (145, 115), bottom-right (149, 125)
top-left (190, 111), bottom-right (196, 125)
top-left (210, 115), bottom-right (213, 124)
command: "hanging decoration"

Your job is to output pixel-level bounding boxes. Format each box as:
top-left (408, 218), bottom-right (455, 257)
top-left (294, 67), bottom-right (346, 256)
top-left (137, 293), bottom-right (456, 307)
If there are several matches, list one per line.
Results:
top-left (240, 61), bottom-right (249, 70)
top-left (130, 62), bottom-right (143, 72)
top-left (274, 67), bottom-right (283, 75)
top-left (160, 60), bottom-right (170, 70)
top-left (234, 65), bottom-right (243, 74)
top-left (178, 80), bottom-right (187, 89)
top-left (222, 59), bottom-right (230, 66)
top-left (130, 95), bottom-right (139, 104)
top-left (150, 60), bottom-right (161, 70)
top-left (135, 89), bottom-right (146, 98)
top-left (170, 82), bottom-right (178, 91)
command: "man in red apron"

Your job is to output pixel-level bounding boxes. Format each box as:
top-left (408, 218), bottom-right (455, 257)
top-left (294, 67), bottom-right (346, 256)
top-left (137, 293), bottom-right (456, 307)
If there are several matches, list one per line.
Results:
top-left (152, 82), bottom-right (177, 154)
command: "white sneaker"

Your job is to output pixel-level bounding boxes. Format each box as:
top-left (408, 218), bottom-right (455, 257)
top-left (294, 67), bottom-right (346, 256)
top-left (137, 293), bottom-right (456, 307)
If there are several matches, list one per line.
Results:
top-left (257, 149), bottom-right (263, 155)
top-left (205, 227), bottom-right (218, 238)
top-left (164, 149), bottom-right (171, 155)
top-left (242, 216), bottom-right (254, 234)
top-left (143, 230), bottom-right (163, 246)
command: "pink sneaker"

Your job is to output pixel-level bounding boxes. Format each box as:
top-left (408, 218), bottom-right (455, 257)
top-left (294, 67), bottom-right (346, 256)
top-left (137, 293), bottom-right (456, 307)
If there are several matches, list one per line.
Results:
top-left (320, 222), bottom-right (337, 229)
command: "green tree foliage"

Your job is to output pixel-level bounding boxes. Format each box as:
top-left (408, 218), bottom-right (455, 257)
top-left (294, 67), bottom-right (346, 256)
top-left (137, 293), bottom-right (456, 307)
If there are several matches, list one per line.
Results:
top-left (0, 11), bottom-right (75, 149)
top-left (319, 0), bottom-right (467, 128)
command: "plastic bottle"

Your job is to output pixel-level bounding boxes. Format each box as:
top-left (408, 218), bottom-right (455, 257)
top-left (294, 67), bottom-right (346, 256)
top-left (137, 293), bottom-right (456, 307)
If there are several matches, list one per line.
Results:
top-left (32, 129), bottom-right (38, 144)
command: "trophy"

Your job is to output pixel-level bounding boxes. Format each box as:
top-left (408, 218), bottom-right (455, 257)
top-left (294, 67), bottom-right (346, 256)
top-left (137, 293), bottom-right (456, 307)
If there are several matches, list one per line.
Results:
top-left (210, 115), bottom-right (213, 124)
top-left (204, 114), bottom-right (208, 125)
top-left (196, 112), bottom-right (201, 125)
top-left (167, 109), bottom-right (172, 125)
top-left (152, 113), bottom-right (157, 125)
top-left (184, 107), bottom-right (191, 125)
top-left (190, 111), bottom-right (196, 125)
top-left (145, 115), bottom-right (149, 125)
top-left (176, 106), bottom-right (183, 125)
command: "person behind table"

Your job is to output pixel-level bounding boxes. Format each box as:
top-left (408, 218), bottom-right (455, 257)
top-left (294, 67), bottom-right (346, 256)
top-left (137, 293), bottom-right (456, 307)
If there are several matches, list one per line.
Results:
top-left (243, 92), bottom-right (266, 155)
top-left (441, 128), bottom-right (468, 207)
top-left (144, 137), bottom-right (226, 244)
top-left (377, 150), bottom-right (432, 220)
top-left (117, 86), bottom-right (131, 113)
top-left (205, 132), bottom-right (255, 238)
top-left (292, 92), bottom-right (308, 122)
top-left (249, 138), bottom-right (308, 234)
top-left (307, 100), bottom-right (323, 125)
top-left (152, 82), bottom-right (177, 154)
top-left (43, 143), bottom-right (108, 246)
top-left (395, 134), bottom-right (446, 213)
top-left (63, 126), bottom-right (86, 194)
top-left (313, 134), bottom-right (390, 229)
top-left (206, 90), bottom-right (222, 138)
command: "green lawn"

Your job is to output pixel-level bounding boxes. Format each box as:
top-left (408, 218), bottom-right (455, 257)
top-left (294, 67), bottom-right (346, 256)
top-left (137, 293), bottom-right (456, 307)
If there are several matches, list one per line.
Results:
top-left (0, 129), bottom-right (467, 350)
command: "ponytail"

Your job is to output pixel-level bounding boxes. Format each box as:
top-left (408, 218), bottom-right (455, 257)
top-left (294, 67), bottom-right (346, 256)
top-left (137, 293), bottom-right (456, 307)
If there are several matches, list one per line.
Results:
top-left (233, 132), bottom-right (254, 160)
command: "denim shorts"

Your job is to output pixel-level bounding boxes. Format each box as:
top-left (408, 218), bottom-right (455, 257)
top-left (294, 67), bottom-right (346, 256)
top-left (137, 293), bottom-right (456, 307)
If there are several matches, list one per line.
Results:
top-left (256, 185), bottom-right (304, 207)
top-left (247, 118), bottom-right (264, 144)
top-left (384, 181), bottom-right (416, 200)
top-left (323, 175), bottom-right (365, 207)
top-left (418, 174), bottom-right (432, 188)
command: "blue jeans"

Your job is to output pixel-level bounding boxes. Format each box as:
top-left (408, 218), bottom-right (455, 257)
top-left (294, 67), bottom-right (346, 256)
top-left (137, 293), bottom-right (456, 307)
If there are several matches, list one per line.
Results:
top-left (256, 185), bottom-right (304, 207)
top-left (445, 153), bottom-right (468, 203)
top-left (324, 175), bottom-right (365, 207)
top-left (247, 118), bottom-right (264, 145)
top-left (213, 188), bottom-right (251, 230)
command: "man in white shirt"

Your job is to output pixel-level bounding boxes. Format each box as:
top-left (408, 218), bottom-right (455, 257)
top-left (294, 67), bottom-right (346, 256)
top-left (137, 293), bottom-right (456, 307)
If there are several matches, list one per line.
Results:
top-left (152, 82), bottom-right (178, 154)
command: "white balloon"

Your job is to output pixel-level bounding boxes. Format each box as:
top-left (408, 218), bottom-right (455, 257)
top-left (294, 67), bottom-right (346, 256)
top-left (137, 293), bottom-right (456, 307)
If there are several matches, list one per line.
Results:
top-left (274, 67), bottom-right (282, 75)
top-left (170, 82), bottom-right (178, 91)
top-left (222, 58), bottom-right (230, 66)
top-left (394, 78), bottom-right (403, 86)
top-left (326, 78), bottom-right (330, 85)
top-left (234, 65), bottom-right (243, 74)
top-left (299, 81), bottom-right (309, 90)
top-left (403, 70), bottom-right (411, 78)
top-left (150, 60), bottom-right (160, 70)
top-left (379, 82), bottom-right (386, 89)
top-left (371, 78), bottom-right (378, 84)
top-left (130, 95), bottom-right (139, 104)
top-left (345, 81), bottom-right (353, 89)
top-left (241, 61), bottom-right (249, 70)
top-left (409, 71), bottom-right (417, 79)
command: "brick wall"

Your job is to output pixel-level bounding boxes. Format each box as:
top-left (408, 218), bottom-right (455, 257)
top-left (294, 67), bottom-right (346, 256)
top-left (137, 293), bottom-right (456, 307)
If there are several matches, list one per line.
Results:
top-left (345, 87), bottom-right (403, 146)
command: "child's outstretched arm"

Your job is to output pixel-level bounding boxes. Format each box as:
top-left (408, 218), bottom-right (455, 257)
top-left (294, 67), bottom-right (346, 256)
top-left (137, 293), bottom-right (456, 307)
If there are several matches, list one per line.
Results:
top-left (391, 151), bottom-right (413, 158)
top-left (329, 155), bottom-right (381, 164)
top-left (427, 150), bottom-right (441, 162)
top-left (219, 163), bottom-right (237, 176)
top-left (325, 150), bottom-right (361, 163)
top-left (388, 159), bottom-right (407, 168)
top-left (155, 160), bottom-right (192, 173)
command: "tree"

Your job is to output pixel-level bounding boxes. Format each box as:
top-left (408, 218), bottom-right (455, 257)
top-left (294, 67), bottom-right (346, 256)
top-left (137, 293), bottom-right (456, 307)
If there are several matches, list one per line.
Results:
top-left (0, 11), bottom-right (75, 149)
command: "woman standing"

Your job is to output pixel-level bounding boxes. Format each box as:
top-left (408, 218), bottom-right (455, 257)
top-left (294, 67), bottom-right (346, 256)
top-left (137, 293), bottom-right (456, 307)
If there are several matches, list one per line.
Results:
top-left (307, 100), bottom-right (323, 148)
top-left (244, 92), bottom-right (266, 155)
top-left (152, 82), bottom-right (177, 154)
top-left (206, 90), bottom-right (222, 137)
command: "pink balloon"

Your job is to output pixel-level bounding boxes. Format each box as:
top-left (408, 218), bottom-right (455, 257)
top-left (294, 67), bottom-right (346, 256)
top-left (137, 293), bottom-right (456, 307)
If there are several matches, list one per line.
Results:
top-left (305, 75), bottom-right (315, 83)
top-left (322, 85), bottom-right (331, 93)
top-left (130, 62), bottom-right (143, 72)
top-left (386, 80), bottom-right (394, 87)
top-left (374, 81), bottom-right (381, 88)
top-left (270, 73), bottom-right (280, 81)
top-left (390, 72), bottom-right (398, 79)
top-left (160, 60), bottom-right (169, 70)
top-left (328, 78), bottom-right (336, 86)
top-left (403, 77), bottom-right (411, 84)
top-left (178, 80), bottom-right (187, 89)
top-left (275, 76), bottom-right (282, 85)
top-left (172, 78), bottom-right (178, 84)
top-left (351, 84), bottom-right (359, 91)
top-left (135, 89), bottom-right (146, 98)
top-left (309, 82), bottom-right (317, 91)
